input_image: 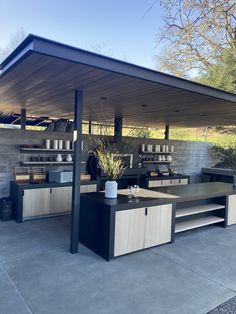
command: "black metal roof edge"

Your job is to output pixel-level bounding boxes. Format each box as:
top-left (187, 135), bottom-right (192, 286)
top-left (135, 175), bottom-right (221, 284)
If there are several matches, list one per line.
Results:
top-left (1, 34), bottom-right (236, 103)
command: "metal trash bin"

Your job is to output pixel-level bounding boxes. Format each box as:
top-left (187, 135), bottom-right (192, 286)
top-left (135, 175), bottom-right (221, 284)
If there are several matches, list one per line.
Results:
top-left (0, 197), bottom-right (13, 221)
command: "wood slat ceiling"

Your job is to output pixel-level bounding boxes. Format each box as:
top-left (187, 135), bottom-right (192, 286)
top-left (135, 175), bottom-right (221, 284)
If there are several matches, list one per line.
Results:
top-left (0, 52), bottom-right (236, 128)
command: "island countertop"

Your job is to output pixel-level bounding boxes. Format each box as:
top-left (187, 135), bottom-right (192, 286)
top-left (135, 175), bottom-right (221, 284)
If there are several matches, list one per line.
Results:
top-left (155, 182), bottom-right (236, 201)
top-left (81, 188), bottom-right (177, 211)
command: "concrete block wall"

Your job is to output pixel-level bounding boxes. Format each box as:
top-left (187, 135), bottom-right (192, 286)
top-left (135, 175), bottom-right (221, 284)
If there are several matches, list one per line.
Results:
top-left (0, 129), bottom-right (217, 198)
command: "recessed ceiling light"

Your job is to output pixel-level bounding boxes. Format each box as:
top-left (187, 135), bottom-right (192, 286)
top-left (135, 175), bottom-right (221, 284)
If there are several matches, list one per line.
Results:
top-left (141, 104), bottom-right (147, 107)
top-left (200, 114), bottom-right (207, 117)
top-left (174, 110), bottom-right (180, 113)
top-left (100, 97), bottom-right (107, 100)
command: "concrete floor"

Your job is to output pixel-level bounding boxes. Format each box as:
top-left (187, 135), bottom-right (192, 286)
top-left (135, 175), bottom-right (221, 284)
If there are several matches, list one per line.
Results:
top-left (0, 216), bottom-right (236, 314)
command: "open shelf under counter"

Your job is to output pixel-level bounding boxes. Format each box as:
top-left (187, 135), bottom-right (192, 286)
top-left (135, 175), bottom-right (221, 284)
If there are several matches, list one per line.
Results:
top-left (176, 203), bottom-right (225, 218)
top-left (175, 216), bottom-right (225, 233)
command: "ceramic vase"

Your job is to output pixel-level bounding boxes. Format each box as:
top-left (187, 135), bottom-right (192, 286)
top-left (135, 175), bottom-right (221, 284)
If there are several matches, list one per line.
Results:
top-left (105, 181), bottom-right (118, 198)
top-left (66, 154), bottom-right (72, 162)
top-left (56, 154), bottom-right (62, 162)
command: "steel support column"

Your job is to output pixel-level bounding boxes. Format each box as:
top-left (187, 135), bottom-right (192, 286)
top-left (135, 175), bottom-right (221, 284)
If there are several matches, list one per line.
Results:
top-left (114, 116), bottom-right (123, 142)
top-left (88, 120), bottom-right (92, 134)
top-left (164, 125), bottom-right (170, 140)
top-left (21, 109), bottom-right (26, 130)
top-left (70, 90), bottom-right (83, 254)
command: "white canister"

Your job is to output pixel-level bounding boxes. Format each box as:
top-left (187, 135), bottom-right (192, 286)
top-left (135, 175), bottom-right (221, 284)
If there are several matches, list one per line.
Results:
top-left (147, 144), bottom-right (153, 152)
top-left (65, 140), bottom-right (71, 150)
top-left (162, 145), bottom-right (166, 153)
top-left (45, 139), bottom-right (50, 150)
top-left (58, 140), bottom-right (63, 150)
top-left (155, 145), bottom-right (160, 152)
top-left (166, 145), bottom-right (169, 152)
top-left (105, 181), bottom-right (118, 198)
top-left (53, 140), bottom-right (58, 150)
top-left (158, 155), bottom-right (162, 161)
top-left (141, 144), bottom-right (146, 152)
top-left (170, 145), bottom-right (174, 153)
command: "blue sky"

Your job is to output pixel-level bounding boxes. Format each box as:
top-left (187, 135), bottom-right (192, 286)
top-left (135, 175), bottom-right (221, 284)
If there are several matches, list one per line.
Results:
top-left (0, 0), bottom-right (163, 69)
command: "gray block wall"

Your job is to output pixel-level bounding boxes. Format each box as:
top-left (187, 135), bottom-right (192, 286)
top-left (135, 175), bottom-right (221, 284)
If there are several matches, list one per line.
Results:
top-left (0, 128), bottom-right (217, 198)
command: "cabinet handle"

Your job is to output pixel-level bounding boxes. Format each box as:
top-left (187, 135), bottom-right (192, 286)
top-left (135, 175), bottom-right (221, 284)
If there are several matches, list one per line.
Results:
top-left (145, 208), bottom-right (148, 216)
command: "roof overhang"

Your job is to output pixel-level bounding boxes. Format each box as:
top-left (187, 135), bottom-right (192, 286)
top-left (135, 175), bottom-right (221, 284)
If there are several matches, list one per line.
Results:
top-left (1, 34), bottom-right (236, 128)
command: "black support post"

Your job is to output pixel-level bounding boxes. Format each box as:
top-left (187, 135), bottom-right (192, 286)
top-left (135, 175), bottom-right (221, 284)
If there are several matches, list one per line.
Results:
top-left (164, 125), bottom-right (170, 140)
top-left (114, 116), bottom-right (123, 142)
top-left (21, 109), bottom-right (26, 130)
top-left (88, 120), bottom-right (92, 134)
top-left (70, 90), bottom-right (83, 254)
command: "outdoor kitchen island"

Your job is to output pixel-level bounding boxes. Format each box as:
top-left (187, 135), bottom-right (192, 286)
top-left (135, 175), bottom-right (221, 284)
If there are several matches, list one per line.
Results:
top-left (80, 182), bottom-right (236, 261)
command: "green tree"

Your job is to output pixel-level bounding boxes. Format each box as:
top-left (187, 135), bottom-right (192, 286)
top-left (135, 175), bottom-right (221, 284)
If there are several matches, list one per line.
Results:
top-left (198, 49), bottom-right (236, 93)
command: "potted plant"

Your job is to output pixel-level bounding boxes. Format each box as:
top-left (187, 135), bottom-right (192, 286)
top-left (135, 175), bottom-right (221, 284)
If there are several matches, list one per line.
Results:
top-left (95, 142), bottom-right (124, 198)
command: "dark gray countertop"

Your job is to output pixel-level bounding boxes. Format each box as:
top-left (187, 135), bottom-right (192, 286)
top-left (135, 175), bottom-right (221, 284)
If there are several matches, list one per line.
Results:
top-left (156, 182), bottom-right (236, 201)
top-left (81, 189), bottom-right (176, 210)
top-left (11, 180), bottom-right (97, 190)
top-left (81, 182), bottom-right (236, 210)
top-left (202, 167), bottom-right (234, 176)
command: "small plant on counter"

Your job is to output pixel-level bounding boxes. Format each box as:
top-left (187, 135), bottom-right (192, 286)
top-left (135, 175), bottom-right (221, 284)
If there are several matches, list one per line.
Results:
top-left (87, 133), bottom-right (125, 198)
top-left (95, 142), bottom-right (124, 181)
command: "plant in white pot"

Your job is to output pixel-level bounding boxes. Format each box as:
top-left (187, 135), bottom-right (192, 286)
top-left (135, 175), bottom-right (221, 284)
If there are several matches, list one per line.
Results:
top-left (95, 144), bottom-right (124, 198)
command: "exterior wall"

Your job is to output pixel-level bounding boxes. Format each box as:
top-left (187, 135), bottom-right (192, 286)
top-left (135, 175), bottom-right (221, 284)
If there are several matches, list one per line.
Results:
top-left (0, 129), bottom-right (216, 198)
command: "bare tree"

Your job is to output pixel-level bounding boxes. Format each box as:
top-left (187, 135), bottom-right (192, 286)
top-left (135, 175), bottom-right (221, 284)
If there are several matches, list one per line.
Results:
top-left (0, 28), bottom-right (27, 62)
top-left (155, 0), bottom-right (236, 76)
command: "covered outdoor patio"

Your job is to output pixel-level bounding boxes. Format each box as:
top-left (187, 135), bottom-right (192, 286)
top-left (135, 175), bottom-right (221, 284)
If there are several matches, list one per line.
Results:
top-left (1, 34), bottom-right (236, 255)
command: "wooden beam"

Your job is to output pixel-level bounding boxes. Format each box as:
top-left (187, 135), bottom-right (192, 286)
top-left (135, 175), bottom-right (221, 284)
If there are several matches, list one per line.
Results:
top-left (70, 90), bottom-right (83, 254)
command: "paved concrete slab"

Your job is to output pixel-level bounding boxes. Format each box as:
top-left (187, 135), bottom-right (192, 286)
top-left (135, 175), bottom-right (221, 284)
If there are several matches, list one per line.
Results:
top-left (0, 264), bottom-right (31, 314)
top-left (0, 217), bottom-right (236, 314)
top-left (152, 225), bottom-right (236, 291)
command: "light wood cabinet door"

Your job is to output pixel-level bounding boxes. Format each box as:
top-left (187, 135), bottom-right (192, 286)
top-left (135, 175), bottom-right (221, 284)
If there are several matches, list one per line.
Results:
top-left (50, 187), bottom-right (72, 213)
top-left (114, 208), bottom-right (145, 257)
top-left (148, 180), bottom-right (162, 188)
top-left (80, 184), bottom-right (97, 193)
top-left (23, 188), bottom-right (50, 218)
top-left (144, 204), bottom-right (172, 248)
top-left (179, 178), bottom-right (189, 185)
top-left (228, 195), bottom-right (236, 225)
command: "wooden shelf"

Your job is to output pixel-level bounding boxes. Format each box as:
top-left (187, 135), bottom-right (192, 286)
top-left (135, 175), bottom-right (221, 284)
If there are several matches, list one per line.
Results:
top-left (20, 148), bottom-right (73, 154)
top-left (176, 204), bottom-right (225, 218)
top-left (175, 216), bottom-right (224, 233)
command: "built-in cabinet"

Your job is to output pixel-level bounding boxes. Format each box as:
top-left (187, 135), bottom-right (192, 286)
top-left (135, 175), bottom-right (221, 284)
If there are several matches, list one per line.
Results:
top-left (11, 181), bottom-right (97, 222)
top-left (148, 178), bottom-right (189, 188)
top-left (23, 188), bottom-right (51, 218)
top-left (114, 205), bottom-right (172, 257)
